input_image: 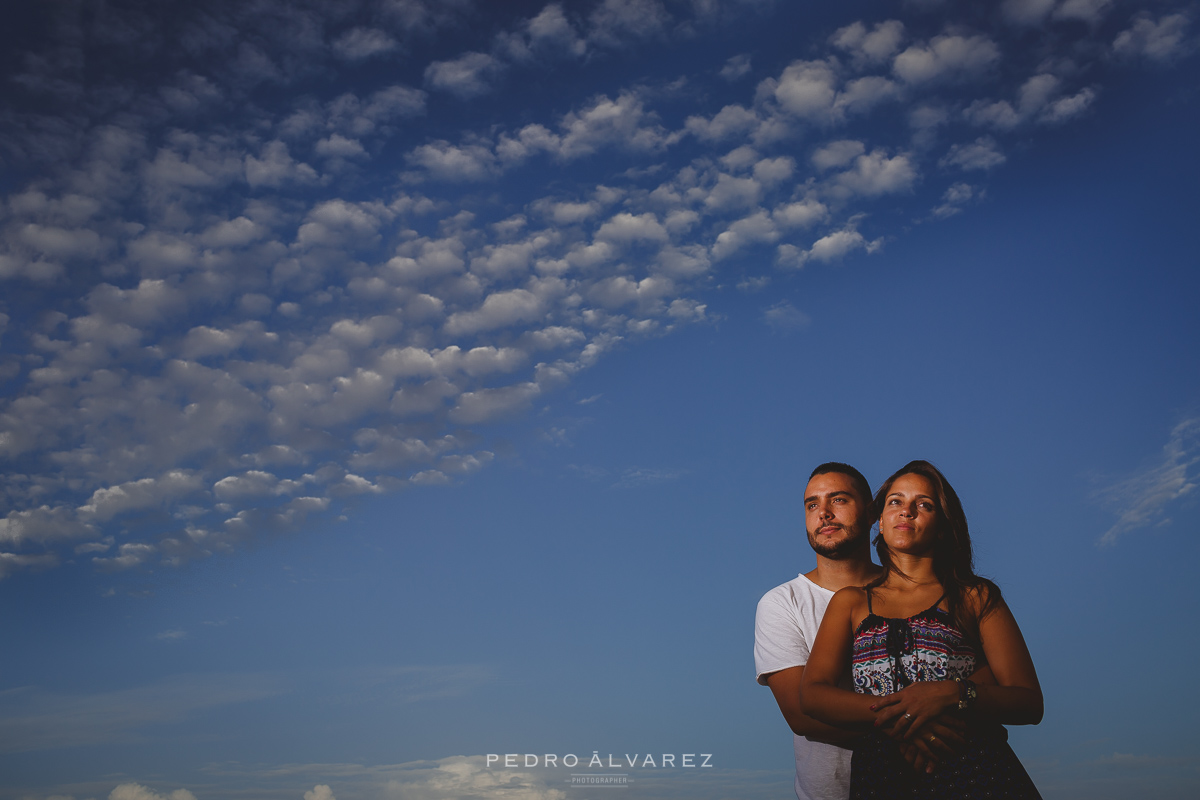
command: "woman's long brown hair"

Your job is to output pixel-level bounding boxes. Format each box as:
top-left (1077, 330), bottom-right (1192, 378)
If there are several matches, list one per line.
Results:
top-left (866, 460), bottom-right (1003, 651)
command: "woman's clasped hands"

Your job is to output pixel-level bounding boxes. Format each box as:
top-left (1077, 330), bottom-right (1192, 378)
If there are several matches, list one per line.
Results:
top-left (871, 681), bottom-right (966, 774)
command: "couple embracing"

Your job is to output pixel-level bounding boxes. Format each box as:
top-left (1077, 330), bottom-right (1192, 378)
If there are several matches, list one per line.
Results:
top-left (755, 461), bottom-right (1043, 800)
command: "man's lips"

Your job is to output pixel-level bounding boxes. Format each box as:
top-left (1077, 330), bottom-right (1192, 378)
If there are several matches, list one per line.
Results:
top-left (817, 525), bottom-right (843, 536)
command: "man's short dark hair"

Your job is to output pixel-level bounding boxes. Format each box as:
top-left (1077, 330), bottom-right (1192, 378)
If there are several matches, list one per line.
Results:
top-left (808, 462), bottom-right (872, 506)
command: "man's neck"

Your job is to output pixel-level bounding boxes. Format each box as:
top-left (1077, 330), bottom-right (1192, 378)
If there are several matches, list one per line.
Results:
top-left (805, 552), bottom-right (880, 592)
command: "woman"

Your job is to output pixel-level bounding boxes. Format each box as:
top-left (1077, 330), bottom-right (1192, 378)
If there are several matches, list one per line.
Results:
top-left (800, 460), bottom-right (1043, 798)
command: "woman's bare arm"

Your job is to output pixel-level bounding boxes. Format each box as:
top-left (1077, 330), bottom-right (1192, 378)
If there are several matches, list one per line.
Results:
top-left (799, 588), bottom-right (877, 729)
top-left (973, 596), bottom-right (1043, 725)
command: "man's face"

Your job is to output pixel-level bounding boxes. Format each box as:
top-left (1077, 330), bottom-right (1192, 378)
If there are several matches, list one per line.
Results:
top-left (803, 471), bottom-right (870, 559)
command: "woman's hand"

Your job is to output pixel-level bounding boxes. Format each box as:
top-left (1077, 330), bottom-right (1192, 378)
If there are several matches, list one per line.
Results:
top-left (871, 681), bottom-right (959, 739)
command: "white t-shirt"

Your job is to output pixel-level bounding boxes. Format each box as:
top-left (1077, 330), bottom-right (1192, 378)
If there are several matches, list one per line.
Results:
top-left (754, 573), bottom-right (851, 800)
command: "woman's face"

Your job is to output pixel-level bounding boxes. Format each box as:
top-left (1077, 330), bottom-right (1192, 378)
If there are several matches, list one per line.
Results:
top-left (880, 472), bottom-right (940, 554)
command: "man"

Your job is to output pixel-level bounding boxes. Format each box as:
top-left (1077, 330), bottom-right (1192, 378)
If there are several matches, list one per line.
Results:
top-left (754, 462), bottom-right (881, 800)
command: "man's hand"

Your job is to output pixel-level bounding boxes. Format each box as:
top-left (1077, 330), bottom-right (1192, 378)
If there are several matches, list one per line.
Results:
top-left (872, 680), bottom-right (959, 737)
top-left (881, 713), bottom-right (967, 773)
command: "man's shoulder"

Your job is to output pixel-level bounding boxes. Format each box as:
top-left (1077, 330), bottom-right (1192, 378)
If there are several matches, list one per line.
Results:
top-left (758, 573), bottom-right (825, 604)
top-left (758, 572), bottom-right (827, 608)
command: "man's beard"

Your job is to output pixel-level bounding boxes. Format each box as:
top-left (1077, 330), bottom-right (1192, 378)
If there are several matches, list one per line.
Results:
top-left (808, 522), bottom-right (868, 559)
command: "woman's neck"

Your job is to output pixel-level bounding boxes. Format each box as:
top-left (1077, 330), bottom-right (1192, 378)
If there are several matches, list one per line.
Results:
top-left (885, 552), bottom-right (939, 587)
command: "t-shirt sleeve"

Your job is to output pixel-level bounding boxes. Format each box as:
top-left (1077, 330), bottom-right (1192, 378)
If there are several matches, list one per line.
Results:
top-left (754, 586), bottom-right (810, 686)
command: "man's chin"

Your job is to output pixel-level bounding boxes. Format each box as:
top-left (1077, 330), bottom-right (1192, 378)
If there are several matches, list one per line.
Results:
top-left (809, 534), bottom-right (865, 559)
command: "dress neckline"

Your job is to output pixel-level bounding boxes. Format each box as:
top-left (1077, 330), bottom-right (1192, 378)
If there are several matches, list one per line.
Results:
top-left (854, 590), bottom-right (948, 636)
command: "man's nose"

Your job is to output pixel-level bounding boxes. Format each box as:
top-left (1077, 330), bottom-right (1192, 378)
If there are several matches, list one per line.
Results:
top-left (818, 503), bottom-right (834, 518)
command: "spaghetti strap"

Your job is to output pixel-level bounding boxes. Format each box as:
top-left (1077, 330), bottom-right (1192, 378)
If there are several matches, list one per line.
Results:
top-left (930, 592), bottom-right (947, 612)
top-left (866, 588), bottom-right (873, 614)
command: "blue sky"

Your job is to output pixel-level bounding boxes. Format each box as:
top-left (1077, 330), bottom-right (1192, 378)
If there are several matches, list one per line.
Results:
top-left (0, 1), bottom-right (1198, 798)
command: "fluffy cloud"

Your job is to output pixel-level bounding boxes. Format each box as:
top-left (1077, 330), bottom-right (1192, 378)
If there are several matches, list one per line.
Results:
top-left (932, 182), bottom-right (979, 218)
top-left (771, 60), bottom-right (839, 120)
top-left (424, 52), bottom-right (503, 98)
top-left (109, 784), bottom-right (197, 800)
top-left (830, 20), bottom-right (906, 66)
top-left (832, 150), bottom-right (917, 196)
top-left (940, 137), bottom-right (1006, 171)
top-left (332, 28), bottom-right (398, 61)
top-left (893, 34), bottom-right (1001, 84)
top-left (1113, 13), bottom-right (1192, 61)
top-left (588, 0), bottom-right (672, 47)
top-left (0, 0), bottom-right (1181, 578)
top-left (966, 74), bottom-right (1097, 129)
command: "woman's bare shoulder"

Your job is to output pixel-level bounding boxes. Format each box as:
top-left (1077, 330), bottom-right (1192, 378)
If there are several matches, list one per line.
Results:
top-left (829, 585), bottom-right (868, 612)
top-left (963, 580), bottom-right (1007, 617)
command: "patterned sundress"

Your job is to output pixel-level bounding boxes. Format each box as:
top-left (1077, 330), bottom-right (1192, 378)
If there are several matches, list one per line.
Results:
top-left (849, 590), bottom-right (1042, 799)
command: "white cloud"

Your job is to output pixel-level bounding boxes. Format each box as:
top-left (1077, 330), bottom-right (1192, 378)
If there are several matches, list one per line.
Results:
top-left (763, 300), bottom-right (810, 332)
top-left (501, 4), bottom-right (586, 60)
top-left (443, 289), bottom-right (546, 335)
top-left (595, 211), bottom-right (670, 245)
top-left (711, 211), bottom-right (778, 260)
top-left (588, 0), bottom-right (672, 47)
top-left (932, 182), bottom-right (979, 218)
top-left (332, 28), bottom-right (398, 60)
top-left (315, 134), bottom-right (368, 159)
top-left (685, 104), bottom-right (760, 142)
top-left (770, 59), bottom-right (839, 120)
top-left (304, 786), bottom-right (335, 800)
top-left (450, 382), bottom-right (541, 424)
top-left (409, 91), bottom-right (675, 181)
top-left (893, 34), bottom-right (1001, 83)
top-left (78, 471), bottom-right (204, 521)
top-left (1054, 0), bottom-right (1112, 25)
top-left (1113, 13), bottom-right (1192, 62)
top-left (720, 53), bottom-right (752, 81)
top-left (1039, 87), bottom-right (1096, 124)
top-left (703, 174), bottom-right (763, 212)
top-left (773, 198), bottom-right (827, 229)
top-left (382, 756), bottom-right (567, 800)
top-left (245, 141), bottom-right (319, 188)
top-left (812, 139), bottom-right (866, 171)
top-left (109, 784), bottom-right (197, 800)
top-left (94, 542), bottom-right (157, 570)
top-left (807, 227), bottom-right (881, 262)
top-left (833, 150), bottom-right (918, 196)
top-left (830, 20), bottom-right (906, 66)
top-left (424, 52), bottom-right (503, 98)
top-left (1097, 418), bottom-right (1200, 545)
top-left (836, 75), bottom-right (900, 114)
top-left (940, 137), bottom-right (1006, 170)
top-left (967, 74), bottom-right (1096, 129)
top-left (406, 140), bottom-right (498, 181)
top-left (555, 92), bottom-right (676, 158)
top-left (1001, 0), bottom-right (1056, 25)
